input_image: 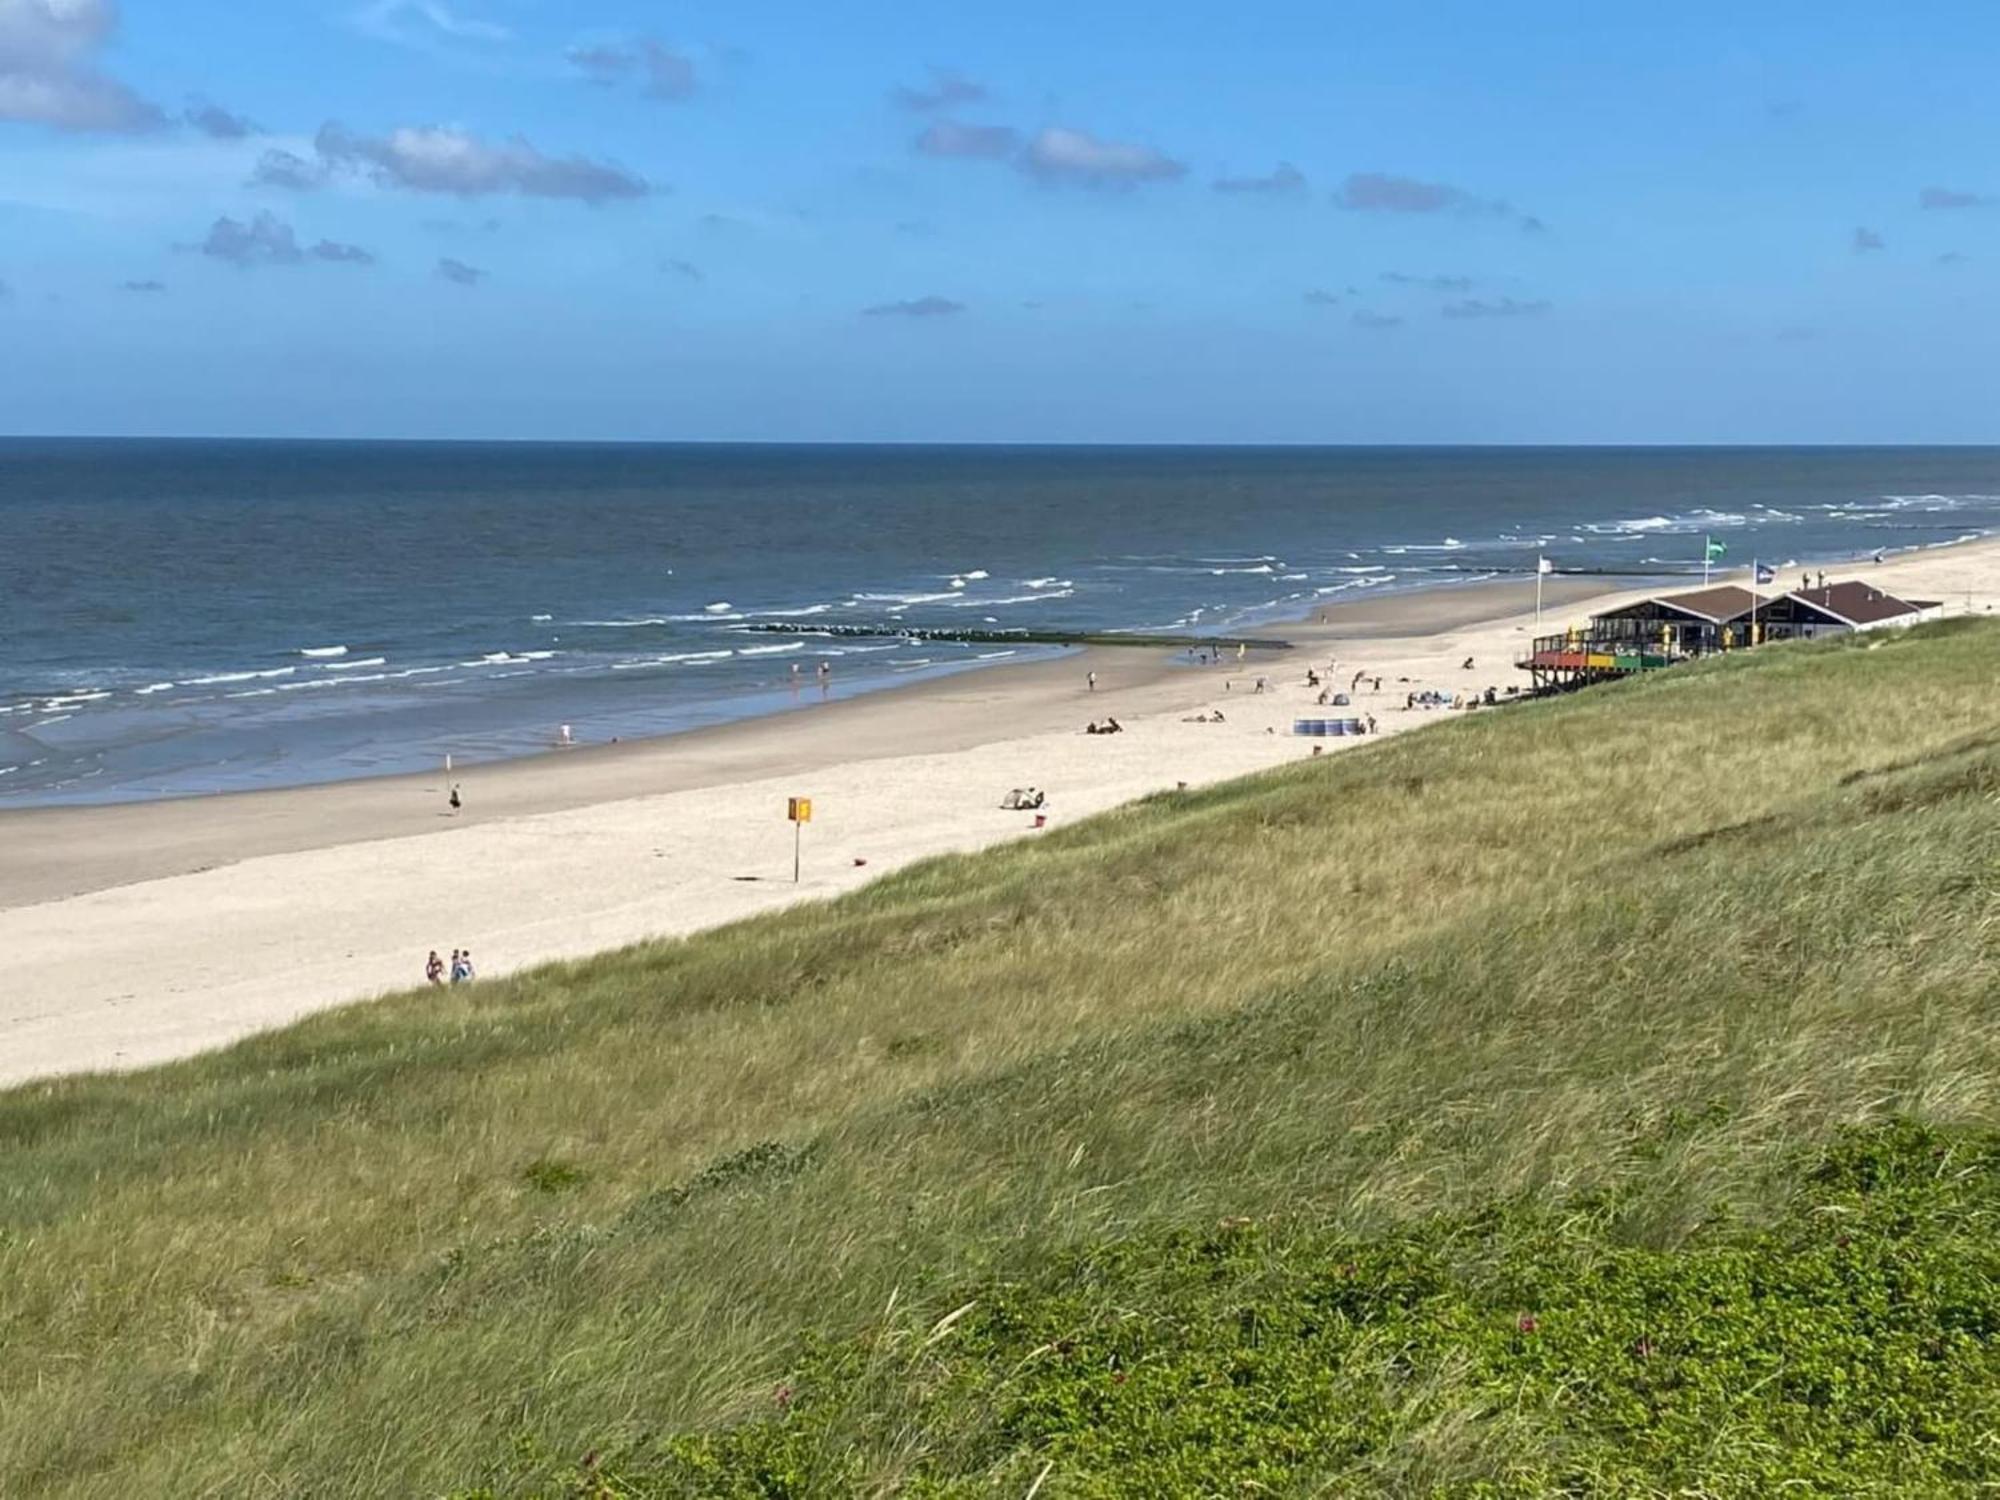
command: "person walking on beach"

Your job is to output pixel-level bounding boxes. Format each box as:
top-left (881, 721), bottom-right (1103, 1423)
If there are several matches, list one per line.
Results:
top-left (448, 949), bottom-right (462, 981)
top-left (460, 948), bottom-right (475, 981)
top-left (425, 950), bottom-right (444, 986)
top-left (1088, 670), bottom-right (1097, 693)
top-left (448, 783), bottom-right (462, 814)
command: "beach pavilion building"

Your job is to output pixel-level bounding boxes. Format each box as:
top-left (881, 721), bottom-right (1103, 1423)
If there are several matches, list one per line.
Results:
top-left (1757, 581), bottom-right (1939, 641)
top-left (1582, 584), bottom-right (1766, 655)
top-left (1518, 576), bottom-right (1940, 694)
top-left (1516, 584), bottom-right (1761, 692)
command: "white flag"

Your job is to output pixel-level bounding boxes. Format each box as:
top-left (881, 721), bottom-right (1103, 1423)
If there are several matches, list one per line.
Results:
top-left (1537, 556), bottom-right (1554, 575)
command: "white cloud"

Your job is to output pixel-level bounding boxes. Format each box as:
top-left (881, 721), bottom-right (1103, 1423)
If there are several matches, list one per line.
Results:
top-left (314, 122), bottom-right (651, 201)
top-left (1440, 296), bottom-right (1550, 319)
top-left (1213, 163), bottom-right (1305, 195)
top-left (184, 98), bottom-right (254, 138)
top-left (249, 147), bottom-right (326, 191)
top-left (892, 68), bottom-right (987, 112)
top-left (0, 0), bottom-right (164, 132)
top-left (566, 37), bottom-right (697, 102)
top-left (1020, 126), bottom-right (1185, 188)
top-left (350, 0), bottom-right (511, 46)
top-left (1338, 171), bottom-right (1542, 232)
top-left (184, 212), bottom-right (375, 268)
top-left (436, 255), bottom-right (486, 285)
top-left (915, 118), bottom-right (1018, 161)
top-left (862, 295), bottom-right (963, 318)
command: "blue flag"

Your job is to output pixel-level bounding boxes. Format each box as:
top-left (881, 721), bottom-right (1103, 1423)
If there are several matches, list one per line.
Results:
top-left (1754, 562), bottom-right (1775, 585)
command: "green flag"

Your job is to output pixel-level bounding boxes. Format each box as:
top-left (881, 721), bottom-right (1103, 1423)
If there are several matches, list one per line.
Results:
top-left (1704, 537), bottom-right (1726, 562)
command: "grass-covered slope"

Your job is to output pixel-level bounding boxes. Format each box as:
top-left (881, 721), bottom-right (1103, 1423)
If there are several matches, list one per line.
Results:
top-left (4, 621), bottom-right (2000, 1496)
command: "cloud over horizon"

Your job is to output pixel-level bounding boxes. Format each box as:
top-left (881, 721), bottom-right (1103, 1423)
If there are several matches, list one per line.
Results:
top-left (1352, 310), bottom-right (1403, 329)
top-left (0, 0), bottom-right (165, 132)
top-left (1853, 226), bottom-right (1885, 252)
top-left (312, 122), bottom-right (651, 201)
top-left (183, 98), bottom-right (254, 139)
top-left (1337, 172), bottom-right (1542, 231)
top-left (915, 118), bottom-right (1019, 161)
top-left (1441, 296), bottom-right (1549, 319)
top-left (436, 256), bottom-right (485, 285)
top-left (892, 68), bottom-right (986, 111)
top-left (185, 213), bottom-right (377, 269)
top-left (862, 295), bottom-right (964, 318)
top-left (1021, 126), bottom-right (1185, 188)
top-left (1213, 162), bottom-right (1306, 194)
top-left (310, 239), bottom-right (375, 264)
top-left (566, 37), bottom-right (697, 102)
top-left (1383, 271), bottom-right (1476, 292)
top-left (249, 148), bottom-right (327, 191)
top-left (1920, 186), bottom-right (1993, 210)
top-left (351, 0), bottom-right (511, 48)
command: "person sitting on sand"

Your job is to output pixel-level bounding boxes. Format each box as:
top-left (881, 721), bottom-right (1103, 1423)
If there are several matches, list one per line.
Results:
top-left (1462, 656), bottom-right (1475, 671)
top-left (1105, 717), bottom-right (1123, 734)
top-left (1306, 669), bottom-right (1320, 687)
top-left (1211, 709), bottom-right (1225, 723)
top-left (448, 783), bottom-right (462, 813)
top-left (425, 950), bottom-right (444, 986)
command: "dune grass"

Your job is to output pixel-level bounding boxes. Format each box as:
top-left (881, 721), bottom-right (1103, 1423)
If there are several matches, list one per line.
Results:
top-left (2, 620), bottom-right (1999, 1495)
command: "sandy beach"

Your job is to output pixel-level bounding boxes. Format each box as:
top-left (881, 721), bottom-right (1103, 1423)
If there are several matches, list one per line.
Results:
top-left (4, 543), bottom-right (1996, 1087)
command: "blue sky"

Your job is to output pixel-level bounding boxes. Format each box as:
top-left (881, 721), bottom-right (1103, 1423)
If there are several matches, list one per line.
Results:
top-left (1, 0), bottom-right (1995, 442)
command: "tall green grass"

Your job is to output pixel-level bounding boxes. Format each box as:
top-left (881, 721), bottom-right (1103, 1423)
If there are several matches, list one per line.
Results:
top-left (3, 621), bottom-right (1999, 1495)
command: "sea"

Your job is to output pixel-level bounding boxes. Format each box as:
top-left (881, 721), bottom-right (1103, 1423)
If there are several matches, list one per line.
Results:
top-left (3, 441), bottom-right (1997, 807)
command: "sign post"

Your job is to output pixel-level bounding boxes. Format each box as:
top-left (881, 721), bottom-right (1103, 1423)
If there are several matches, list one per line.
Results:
top-left (787, 796), bottom-right (812, 883)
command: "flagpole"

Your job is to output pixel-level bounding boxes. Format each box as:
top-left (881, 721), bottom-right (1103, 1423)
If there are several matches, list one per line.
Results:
top-left (1702, 534), bottom-right (1711, 589)
top-left (1536, 555), bottom-right (1544, 631)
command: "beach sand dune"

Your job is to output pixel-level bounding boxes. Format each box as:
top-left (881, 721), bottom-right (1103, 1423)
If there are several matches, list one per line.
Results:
top-left (2, 548), bottom-right (1993, 1086)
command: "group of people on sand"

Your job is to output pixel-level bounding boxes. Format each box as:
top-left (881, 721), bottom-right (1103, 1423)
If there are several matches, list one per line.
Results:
top-left (1084, 717), bottom-right (1123, 734)
top-left (425, 948), bottom-right (476, 985)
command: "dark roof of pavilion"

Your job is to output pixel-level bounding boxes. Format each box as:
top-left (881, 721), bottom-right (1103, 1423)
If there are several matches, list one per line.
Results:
top-left (1594, 585), bottom-right (1765, 624)
top-left (1780, 581), bottom-right (1929, 626)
